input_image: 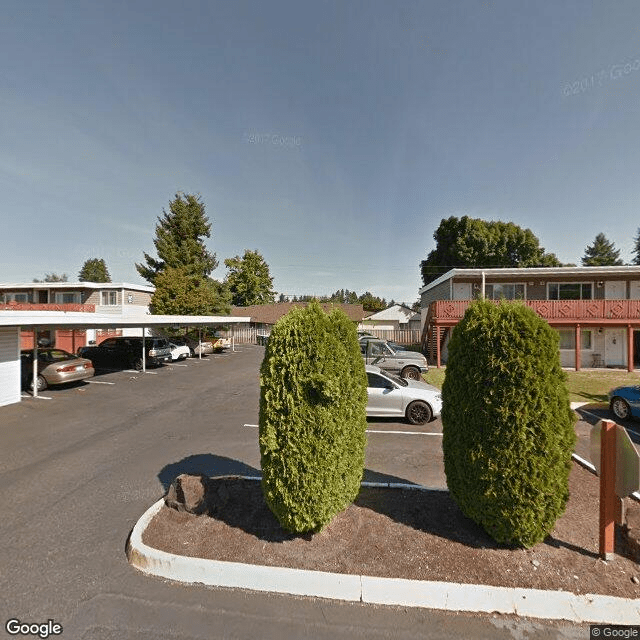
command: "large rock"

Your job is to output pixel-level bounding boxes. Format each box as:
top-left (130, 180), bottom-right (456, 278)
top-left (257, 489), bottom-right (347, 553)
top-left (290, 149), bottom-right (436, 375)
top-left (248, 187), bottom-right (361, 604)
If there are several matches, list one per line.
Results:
top-left (164, 474), bottom-right (209, 515)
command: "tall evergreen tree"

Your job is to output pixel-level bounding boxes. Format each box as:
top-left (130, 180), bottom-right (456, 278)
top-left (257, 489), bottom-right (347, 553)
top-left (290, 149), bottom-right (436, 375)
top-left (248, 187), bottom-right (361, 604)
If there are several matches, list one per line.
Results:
top-left (632, 228), bottom-right (640, 266)
top-left (78, 258), bottom-right (111, 283)
top-left (581, 232), bottom-right (623, 266)
top-left (137, 192), bottom-right (225, 315)
top-left (224, 250), bottom-right (276, 306)
top-left (136, 193), bottom-right (218, 284)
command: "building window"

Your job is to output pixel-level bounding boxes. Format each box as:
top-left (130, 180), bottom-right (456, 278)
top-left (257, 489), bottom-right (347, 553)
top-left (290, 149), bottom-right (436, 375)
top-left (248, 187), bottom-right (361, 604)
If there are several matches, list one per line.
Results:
top-left (101, 291), bottom-right (118, 306)
top-left (557, 329), bottom-right (592, 350)
top-left (485, 283), bottom-right (525, 300)
top-left (548, 283), bottom-right (592, 300)
top-left (54, 292), bottom-right (81, 304)
top-left (2, 292), bottom-right (32, 303)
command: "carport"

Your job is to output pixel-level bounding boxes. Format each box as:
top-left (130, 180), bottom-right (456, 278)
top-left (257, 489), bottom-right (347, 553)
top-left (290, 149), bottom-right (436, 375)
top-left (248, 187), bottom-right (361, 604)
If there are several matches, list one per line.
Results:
top-left (0, 310), bottom-right (250, 407)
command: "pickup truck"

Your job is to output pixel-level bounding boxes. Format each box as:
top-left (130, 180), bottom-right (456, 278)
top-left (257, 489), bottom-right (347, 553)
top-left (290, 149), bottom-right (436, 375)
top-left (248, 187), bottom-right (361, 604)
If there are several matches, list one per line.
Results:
top-left (360, 338), bottom-right (428, 380)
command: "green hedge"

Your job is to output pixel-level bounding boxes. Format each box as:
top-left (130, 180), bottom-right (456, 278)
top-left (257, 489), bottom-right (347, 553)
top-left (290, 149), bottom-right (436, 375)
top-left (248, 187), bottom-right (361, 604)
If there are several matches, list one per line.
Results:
top-left (259, 301), bottom-right (368, 533)
top-left (441, 300), bottom-right (576, 548)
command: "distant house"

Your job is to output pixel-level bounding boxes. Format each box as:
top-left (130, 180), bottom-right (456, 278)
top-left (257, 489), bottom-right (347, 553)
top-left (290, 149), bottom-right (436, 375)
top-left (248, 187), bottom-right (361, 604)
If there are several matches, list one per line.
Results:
top-left (230, 302), bottom-right (365, 339)
top-left (419, 266), bottom-right (640, 370)
top-left (359, 304), bottom-right (421, 332)
top-left (0, 282), bottom-right (153, 350)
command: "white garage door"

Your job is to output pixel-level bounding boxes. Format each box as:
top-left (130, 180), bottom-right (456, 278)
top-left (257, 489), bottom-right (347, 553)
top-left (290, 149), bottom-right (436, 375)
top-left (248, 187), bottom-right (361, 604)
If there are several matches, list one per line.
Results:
top-left (0, 327), bottom-right (21, 408)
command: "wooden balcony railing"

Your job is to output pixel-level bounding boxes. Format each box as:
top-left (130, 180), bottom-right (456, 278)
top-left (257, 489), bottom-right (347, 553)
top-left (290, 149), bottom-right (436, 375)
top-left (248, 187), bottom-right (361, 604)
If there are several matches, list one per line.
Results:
top-left (429, 299), bottom-right (640, 324)
top-left (0, 302), bottom-right (96, 313)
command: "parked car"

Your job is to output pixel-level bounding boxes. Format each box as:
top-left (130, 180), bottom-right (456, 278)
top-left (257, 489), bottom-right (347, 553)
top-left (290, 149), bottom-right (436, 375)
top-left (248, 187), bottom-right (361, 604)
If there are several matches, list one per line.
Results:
top-left (169, 342), bottom-right (191, 361)
top-left (170, 336), bottom-right (214, 357)
top-left (609, 385), bottom-right (640, 420)
top-left (365, 365), bottom-right (441, 424)
top-left (360, 338), bottom-right (428, 380)
top-left (210, 332), bottom-right (231, 352)
top-left (20, 348), bottom-right (94, 392)
top-left (77, 337), bottom-right (172, 370)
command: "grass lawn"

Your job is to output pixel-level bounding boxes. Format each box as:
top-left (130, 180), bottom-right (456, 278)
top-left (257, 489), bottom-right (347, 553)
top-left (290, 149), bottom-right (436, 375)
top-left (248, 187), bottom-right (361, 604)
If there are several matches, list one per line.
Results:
top-left (422, 366), bottom-right (639, 404)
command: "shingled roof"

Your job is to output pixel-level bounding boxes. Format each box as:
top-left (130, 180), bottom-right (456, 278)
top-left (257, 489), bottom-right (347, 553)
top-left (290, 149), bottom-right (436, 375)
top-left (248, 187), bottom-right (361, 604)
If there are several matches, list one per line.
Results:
top-left (230, 302), bottom-right (365, 324)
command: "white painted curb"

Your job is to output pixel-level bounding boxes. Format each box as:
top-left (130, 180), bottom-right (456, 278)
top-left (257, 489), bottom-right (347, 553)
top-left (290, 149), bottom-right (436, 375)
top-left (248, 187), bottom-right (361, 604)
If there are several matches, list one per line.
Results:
top-left (127, 497), bottom-right (640, 624)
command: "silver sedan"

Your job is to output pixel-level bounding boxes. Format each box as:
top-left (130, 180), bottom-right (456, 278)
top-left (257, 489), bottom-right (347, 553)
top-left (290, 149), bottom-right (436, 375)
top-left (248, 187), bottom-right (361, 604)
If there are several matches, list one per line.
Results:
top-left (365, 365), bottom-right (442, 424)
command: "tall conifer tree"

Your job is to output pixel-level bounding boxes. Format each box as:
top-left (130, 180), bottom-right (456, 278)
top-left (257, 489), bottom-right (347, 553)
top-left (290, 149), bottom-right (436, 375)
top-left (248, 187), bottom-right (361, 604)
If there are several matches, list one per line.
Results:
top-left (581, 233), bottom-right (623, 266)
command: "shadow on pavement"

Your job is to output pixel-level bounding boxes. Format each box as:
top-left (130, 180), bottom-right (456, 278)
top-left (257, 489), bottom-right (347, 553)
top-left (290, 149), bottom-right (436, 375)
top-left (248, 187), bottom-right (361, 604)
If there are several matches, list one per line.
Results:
top-left (158, 454), bottom-right (261, 491)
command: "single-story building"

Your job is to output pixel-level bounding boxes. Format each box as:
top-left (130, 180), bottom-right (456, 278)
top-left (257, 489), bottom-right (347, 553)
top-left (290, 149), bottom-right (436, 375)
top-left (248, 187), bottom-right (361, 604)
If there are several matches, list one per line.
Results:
top-left (419, 265), bottom-right (640, 370)
top-left (359, 304), bottom-right (421, 332)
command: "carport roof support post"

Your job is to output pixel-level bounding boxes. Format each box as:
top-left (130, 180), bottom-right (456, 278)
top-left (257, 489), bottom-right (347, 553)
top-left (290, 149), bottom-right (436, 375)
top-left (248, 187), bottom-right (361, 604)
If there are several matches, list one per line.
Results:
top-left (142, 326), bottom-right (146, 372)
top-left (32, 327), bottom-right (38, 397)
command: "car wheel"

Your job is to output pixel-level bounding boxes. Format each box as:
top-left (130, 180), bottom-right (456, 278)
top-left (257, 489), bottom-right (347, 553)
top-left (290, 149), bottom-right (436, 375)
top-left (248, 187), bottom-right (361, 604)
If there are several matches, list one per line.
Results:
top-left (29, 375), bottom-right (48, 393)
top-left (132, 357), bottom-right (144, 371)
top-left (406, 400), bottom-right (432, 425)
top-left (401, 366), bottom-right (421, 381)
top-left (610, 397), bottom-right (631, 420)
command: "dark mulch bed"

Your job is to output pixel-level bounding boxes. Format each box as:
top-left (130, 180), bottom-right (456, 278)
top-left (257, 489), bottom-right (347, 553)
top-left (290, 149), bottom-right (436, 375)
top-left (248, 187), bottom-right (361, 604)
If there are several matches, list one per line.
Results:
top-left (143, 463), bottom-right (640, 599)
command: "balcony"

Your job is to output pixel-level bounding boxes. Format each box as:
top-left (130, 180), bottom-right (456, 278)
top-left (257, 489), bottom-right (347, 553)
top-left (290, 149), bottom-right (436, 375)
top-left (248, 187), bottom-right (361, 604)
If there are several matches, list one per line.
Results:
top-left (428, 299), bottom-right (640, 325)
top-left (0, 302), bottom-right (96, 313)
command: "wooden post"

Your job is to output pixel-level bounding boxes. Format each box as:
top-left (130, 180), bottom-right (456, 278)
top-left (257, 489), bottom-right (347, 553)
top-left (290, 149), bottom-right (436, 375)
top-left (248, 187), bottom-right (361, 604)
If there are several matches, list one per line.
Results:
top-left (436, 327), bottom-right (441, 368)
top-left (627, 325), bottom-right (634, 373)
top-left (599, 419), bottom-right (617, 560)
top-left (575, 324), bottom-right (581, 371)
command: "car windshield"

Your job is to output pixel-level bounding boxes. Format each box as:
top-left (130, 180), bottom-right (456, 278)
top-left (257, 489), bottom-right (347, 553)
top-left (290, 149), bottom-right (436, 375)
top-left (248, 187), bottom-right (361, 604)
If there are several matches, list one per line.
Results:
top-left (384, 371), bottom-right (408, 387)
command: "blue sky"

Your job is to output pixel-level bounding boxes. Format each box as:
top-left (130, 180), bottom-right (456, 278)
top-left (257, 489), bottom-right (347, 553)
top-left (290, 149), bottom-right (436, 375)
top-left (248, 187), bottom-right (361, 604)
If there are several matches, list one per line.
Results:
top-left (1, 1), bottom-right (639, 304)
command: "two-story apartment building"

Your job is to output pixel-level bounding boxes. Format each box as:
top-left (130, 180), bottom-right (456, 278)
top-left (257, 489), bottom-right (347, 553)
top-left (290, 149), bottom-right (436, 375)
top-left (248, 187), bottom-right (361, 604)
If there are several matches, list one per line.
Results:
top-left (0, 282), bottom-right (154, 351)
top-left (420, 266), bottom-right (640, 370)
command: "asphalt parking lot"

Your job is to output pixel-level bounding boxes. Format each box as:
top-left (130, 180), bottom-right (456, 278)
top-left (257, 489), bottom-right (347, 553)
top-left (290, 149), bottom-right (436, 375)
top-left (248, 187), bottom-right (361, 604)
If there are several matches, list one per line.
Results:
top-left (0, 343), bottom-right (618, 639)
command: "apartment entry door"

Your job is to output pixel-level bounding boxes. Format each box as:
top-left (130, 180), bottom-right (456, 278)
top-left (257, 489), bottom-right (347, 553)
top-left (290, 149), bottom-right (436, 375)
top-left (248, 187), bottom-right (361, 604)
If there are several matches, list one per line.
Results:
top-left (605, 328), bottom-right (626, 367)
top-left (452, 283), bottom-right (472, 300)
top-left (605, 281), bottom-right (626, 299)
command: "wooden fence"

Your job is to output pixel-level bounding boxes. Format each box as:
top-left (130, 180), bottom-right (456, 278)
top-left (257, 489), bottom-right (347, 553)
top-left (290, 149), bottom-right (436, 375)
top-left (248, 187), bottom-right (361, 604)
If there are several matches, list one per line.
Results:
top-left (219, 327), bottom-right (420, 345)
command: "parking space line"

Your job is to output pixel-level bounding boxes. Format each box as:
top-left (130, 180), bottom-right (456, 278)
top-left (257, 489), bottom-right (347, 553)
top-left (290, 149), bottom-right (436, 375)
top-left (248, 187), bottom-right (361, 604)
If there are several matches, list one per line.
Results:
top-left (366, 430), bottom-right (443, 435)
top-left (242, 423), bottom-right (442, 436)
top-left (34, 396), bottom-right (52, 400)
top-left (172, 364), bottom-right (188, 367)
top-left (86, 380), bottom-right (116, 385)
top-left (144, 371), bottom-right (158, 375)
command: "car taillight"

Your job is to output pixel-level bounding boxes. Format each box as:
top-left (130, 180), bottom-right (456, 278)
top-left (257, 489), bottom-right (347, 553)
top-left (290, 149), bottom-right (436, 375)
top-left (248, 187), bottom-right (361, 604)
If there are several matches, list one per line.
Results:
top-left (85, 362), bottom-right (93, 369)
top-left (57, 364), bottom-right (78, 372)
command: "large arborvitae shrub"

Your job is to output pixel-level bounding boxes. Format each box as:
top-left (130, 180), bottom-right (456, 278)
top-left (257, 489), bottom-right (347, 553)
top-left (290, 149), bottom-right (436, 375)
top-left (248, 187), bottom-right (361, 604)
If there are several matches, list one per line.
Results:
top-left (442, 300), bottom-right (576, 548)
top-left (259, 301), bottom-right (368, 533)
